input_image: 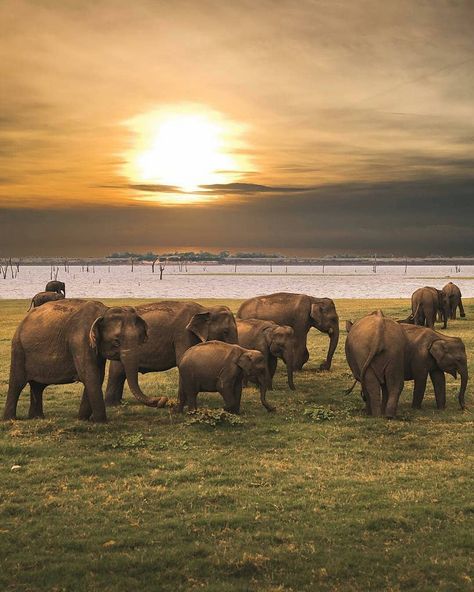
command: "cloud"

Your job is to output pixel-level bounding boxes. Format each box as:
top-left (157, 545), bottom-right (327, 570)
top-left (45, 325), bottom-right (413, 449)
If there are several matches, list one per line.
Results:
top-left (2, 177), bottom-right (473, 256)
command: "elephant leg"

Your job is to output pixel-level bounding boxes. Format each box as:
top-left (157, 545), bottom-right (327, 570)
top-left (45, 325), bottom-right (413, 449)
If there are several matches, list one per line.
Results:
top-left (28, 381), bottom-right (46, 419)
top-left (384, 372), bottom-right (404, 419)
top-left (187, 389), bottom-right (198, 412)
top-left (381, 384), bottom-right (389, 416)
top-left (221, 383), bottom-right (239, 414)
top-left (177, 376), bottom-right (191, 413)
top-left (294, 335), bottom-right (309, 371)
top-left (459, 300), bottom-right (466, 318)
top-left (267, 355), bottom-right (277, 390)
top-left (363, 368), bottom-right (382, 417)
top-left (412, 372), bottom-right (428, 409)
top-left (3, 350), bottom-right (27, 420)
top-left (80, 365), bottom-right (106, 423)
top-left (78, 388), bottom-right (93, 420)
top-left (430, 369), bottom-right (446, 410)
top-left (104, 361), bottom-right (126, 406)
top-left (232, 381), bottom-right (243, 413)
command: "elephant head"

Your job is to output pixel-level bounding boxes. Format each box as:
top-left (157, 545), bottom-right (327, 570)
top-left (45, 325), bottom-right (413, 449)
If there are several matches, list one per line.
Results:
top-left (429, 338), bottom-right (468, 409)
top-left (90, 306), bottom-right (166, 408)
top-left (237, 349), bottom-right (274, 412)
top-left (310, 298), bottom-right (340, 370)
top-left (186, 306), bottom-right (238, 344)
top-left (264, 324), bottom-right (296, 390)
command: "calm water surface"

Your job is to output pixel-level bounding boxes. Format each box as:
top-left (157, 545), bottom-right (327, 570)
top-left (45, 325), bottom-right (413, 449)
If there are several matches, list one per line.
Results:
top-left (1, 265), bottom-right (473, 300)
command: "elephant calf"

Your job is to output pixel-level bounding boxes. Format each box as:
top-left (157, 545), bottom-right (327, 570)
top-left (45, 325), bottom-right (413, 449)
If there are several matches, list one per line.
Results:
top-left (27, 291), bottom-right (65, 310)
top-left (400, 324), bottom-right (467, 410)
top-left (411, 287), bottom-right (449, 329)
top-left (237, 318), bottom-right (296, 390)
top-left (345, 311), bottom-right (406, 418)
top-left (177, 341), bottom-right (272, 413)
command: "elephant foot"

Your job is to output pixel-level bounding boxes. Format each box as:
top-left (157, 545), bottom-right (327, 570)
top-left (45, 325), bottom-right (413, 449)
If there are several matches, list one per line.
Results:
top-left (28, 412), bottom-right (45, 419)
top-left (318, 362), bottom-right (330, 372)
top-left (155, 397), bottom-right (168, 408)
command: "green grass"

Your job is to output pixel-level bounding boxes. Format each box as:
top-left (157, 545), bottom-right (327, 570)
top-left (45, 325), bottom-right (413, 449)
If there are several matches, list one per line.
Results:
top-left (0, 298), bottom-right (473, 592)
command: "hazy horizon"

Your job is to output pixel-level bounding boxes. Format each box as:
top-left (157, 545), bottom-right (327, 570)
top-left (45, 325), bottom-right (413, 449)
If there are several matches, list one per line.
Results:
top-left (1, 1), bottom-right (473, 256)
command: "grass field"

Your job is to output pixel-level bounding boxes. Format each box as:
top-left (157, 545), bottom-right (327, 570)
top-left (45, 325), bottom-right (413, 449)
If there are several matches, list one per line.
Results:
top-left (0, 298), bottom-right (473, 592)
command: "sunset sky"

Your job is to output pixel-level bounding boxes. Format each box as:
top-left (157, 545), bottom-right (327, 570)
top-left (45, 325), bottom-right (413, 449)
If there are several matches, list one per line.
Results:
top-left (1, 0), bottom-right (473, 256)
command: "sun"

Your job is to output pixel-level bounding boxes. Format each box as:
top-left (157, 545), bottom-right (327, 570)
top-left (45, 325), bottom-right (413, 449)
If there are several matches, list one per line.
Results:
top-left (123, 106), bottom-right (248, 195)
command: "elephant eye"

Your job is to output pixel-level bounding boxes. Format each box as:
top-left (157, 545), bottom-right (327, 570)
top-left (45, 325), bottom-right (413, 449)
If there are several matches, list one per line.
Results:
top-left (113, 338), bottom-right (121, 347)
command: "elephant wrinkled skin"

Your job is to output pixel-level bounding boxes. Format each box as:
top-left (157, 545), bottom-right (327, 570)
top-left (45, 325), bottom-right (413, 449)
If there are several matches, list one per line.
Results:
top-left (3, 299), bottom-right (165, 422)
top-left (105, 301), bottom-right (238, 406)
top-left (177, 341), bottom-right (271, 413)
top-left (237, 318), bottom-right (296, 390)
top-left (237, 292), bottom-right (339, 371)
top-left (345, 311), bottom-right (406, 418)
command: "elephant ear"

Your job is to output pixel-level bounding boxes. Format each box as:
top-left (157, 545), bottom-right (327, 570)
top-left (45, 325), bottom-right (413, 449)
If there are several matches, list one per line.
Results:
top-left (429, 340), bottom-right (447, 366)
top-left (263, 326), bottom-right (275, 346)
top-left (237, 351), bottom-right (254, 374)
top-left (186, 311), bottom-right (211, 342)
top-left (346, 320), bottom-right (353, 333)
top-left (135, 315), bottom-right (148, 344)
top-left (310, 303), bottom-right (324, 325)
top-left (89, 316), bottom-right (104, 353)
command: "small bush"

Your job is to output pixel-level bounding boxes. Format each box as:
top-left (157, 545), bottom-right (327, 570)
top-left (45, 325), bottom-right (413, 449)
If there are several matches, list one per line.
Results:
top-left (303, 405), bottom-right (336, 422)
top-left (185, 409), bottom-right (245, 427)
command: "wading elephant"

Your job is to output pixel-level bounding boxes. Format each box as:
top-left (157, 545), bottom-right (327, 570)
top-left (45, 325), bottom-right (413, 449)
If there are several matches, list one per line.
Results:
top-left (3, 299), bottom-right (166, 422)
top-left (27, 291), bottom-right (65, 310)
top-left (442, 282), bottom-right (465, 320)
top-left (237, 318), bottom-right (296, 390)
top-left (411, 287), bottom-right (449, 329)
top-left (177, 341), bottom-right (271, 413)
top-left (237, 292), bottom-right (339, 371)
top-left (105, 301), bottom-right (238, 406)
top-left (45, 280), bottom-right (66, 296)
top-left (400, 324), bottom-right (467, 409)
top-left (345, 311), bottom-right (406, 418)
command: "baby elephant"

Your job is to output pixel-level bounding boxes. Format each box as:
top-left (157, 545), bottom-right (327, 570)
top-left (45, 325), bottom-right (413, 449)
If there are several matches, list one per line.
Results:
top-left (177, 341), bottom-right (272, 413)
top-left (27, 291), bottom-right (65, 310)
top-left (237, 318), bottom-right (296, 390)
top-left (400, 324), bottom-right (468, 410)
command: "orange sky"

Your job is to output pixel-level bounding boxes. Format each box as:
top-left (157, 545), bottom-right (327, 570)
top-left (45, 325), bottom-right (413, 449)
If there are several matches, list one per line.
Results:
top-left (0, 1), bottom-right (473, 255)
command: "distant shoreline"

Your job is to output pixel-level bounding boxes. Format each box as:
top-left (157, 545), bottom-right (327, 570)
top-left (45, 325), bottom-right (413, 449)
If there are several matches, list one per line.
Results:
top-left (4, 257), bottom-right (474, 267)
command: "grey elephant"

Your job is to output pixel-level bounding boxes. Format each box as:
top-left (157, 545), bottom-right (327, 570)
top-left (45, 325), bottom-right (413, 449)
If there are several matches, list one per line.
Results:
top-left (3, 299), bottom-right (166, 422)
top-left (105, 301), bottom-right (238, 406)
top-left (237, 318), bottom-right (296, 390)
top-left (27, 291), bottom-right (65, 310)
top-left (345, 311), bottom-right (406, 418)
top-left (400, 323), bottom-right (467, 409)
top-left (177, 341), bottom-right (271, 413)
top-left (237, 292), bottom-right (339, 371)
top-left (442, 282), bottom-right (466, 320)
top-left (45, 280), bottom-right (66, 296)
top-left (411, 287), bottom-right (449, 329)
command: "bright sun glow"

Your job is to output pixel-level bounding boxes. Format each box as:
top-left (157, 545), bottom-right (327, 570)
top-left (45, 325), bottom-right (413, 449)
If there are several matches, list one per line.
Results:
top-left (123, 106), bottom-right (249, 199)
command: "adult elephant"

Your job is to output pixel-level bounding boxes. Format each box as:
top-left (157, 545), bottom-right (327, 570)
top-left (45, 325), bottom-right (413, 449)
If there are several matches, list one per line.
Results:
top-left (442, 282), bottom-right (466, 320)
top-left (45, 280), bottom-right (65, 296)
top-left (105, 301), bottom-right (238, 406)
top-left (237, 318), bottom-right (296, 390)
top-left (411, 287), bottom-right (449, 329)
top-left (3, 300), bottom-right (165, 422)
top-left (237, 293), bottom-right (339, 371)
top-left (345, 311), bottom-right (406, 418)
top-left (400, 323), bottom-right (467, 410)
top-left (27, 291), bottom-right (65, 310)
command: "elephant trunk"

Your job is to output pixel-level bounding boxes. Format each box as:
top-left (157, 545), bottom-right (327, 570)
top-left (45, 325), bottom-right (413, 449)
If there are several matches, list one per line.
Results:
top-left (282, 349), bottom-right (296, 390)
top-left (324, 323), bottom-right (339, 370)
top-left (458, 364), bottom-right (468, 410)
top-left (258, 374), bottom-right (275, 412)
top-left (120, 348), bottom-right (167, 408)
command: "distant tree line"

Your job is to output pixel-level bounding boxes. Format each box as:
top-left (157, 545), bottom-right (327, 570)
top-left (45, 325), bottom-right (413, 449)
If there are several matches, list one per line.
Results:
top-left (107, 250), bottom-right (281, 262)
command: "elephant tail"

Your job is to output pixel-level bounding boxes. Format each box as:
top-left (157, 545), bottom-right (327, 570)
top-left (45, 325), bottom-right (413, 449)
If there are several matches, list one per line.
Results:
top-left (27, 298), bottom-right (34, 311)
top-left (344, 378), bottom-right (358, 395)
top-left (360, 311), bottom-right (384, 389)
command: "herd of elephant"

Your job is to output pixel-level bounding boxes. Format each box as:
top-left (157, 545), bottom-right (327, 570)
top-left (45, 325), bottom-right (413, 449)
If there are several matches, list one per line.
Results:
top-left (2, 279), bottom-right (468, 422)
